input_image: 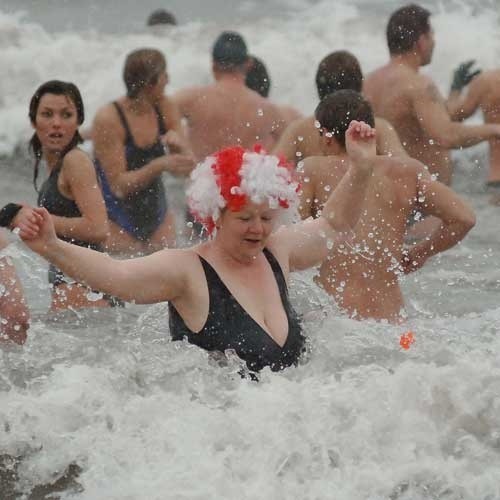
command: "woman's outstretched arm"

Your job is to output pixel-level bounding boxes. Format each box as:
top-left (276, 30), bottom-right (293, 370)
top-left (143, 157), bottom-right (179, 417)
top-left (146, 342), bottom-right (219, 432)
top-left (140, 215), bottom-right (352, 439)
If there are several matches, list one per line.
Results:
top-left (17, 207), bottom-right (188, 304)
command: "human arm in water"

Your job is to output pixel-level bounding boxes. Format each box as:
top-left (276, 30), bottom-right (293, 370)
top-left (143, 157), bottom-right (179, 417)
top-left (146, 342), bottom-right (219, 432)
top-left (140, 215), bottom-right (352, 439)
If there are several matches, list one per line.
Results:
top-left (44, 149), bottom-right (108, 243)
top-left (270, 120), bottom-right (376, 271)
top-left (16, 207), bottom-right (189, 304)
top-left (0, 231), bottom-right (29, 345)
top-left (402, 162), bottom-right (476, 273)
top-left (92, 102), bottom-right (194, 199)
top-left (413, 76), bottom-right (500, 148)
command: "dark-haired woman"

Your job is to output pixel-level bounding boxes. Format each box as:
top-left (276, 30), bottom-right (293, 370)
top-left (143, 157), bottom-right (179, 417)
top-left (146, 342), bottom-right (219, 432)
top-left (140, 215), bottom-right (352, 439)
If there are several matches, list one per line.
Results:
top-left (92, 48), bottom-right (194, 253)
top-left (21, 80), bottom-right (110, 310)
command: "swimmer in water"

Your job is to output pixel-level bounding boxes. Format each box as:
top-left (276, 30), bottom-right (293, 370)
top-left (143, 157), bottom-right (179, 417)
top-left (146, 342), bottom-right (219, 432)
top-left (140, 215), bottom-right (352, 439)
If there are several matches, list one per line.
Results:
top-left (173, 32), bottom-right (284, 160)
top-left (364, 4), bottom-right (500, 186)
top-left (93, 48), bottom-right (194, 254)
top-left (245, 55), bottom-right (302, 130)
top-left (446, 61), bottom-right (500, 204)
top-left (299, 90), bottom-right (476, 323)
top-left (5, 80), bottom-right (115, 311)
top-left (13, 120), bottom-right (376, 373)
top-left (273, 50), bottom-right (407, 165)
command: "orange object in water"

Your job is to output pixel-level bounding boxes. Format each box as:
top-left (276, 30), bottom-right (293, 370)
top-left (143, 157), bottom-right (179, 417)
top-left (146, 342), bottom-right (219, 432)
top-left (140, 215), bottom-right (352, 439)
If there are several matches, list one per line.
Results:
top-left (399, 331), bottom-right (415, 350)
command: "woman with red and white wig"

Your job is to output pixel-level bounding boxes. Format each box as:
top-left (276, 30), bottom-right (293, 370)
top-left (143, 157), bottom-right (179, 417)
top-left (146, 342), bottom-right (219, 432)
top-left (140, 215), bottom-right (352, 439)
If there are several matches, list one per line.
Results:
top-left (12, 121), bottom-right (375, 373)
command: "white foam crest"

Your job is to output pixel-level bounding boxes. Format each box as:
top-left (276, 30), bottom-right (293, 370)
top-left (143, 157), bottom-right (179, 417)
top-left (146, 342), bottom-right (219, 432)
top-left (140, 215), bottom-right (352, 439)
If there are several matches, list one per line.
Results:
top-left (1, 1), bottom-right (499, 155)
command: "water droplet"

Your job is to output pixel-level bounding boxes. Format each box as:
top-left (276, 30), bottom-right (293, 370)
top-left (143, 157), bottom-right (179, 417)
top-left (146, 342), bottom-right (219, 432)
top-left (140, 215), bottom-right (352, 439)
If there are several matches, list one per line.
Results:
top-left (186, 221), bottom-right (193, 228)
top-left (326, 239), bottom-right (334, 250)
top-left (323, 185), bottom-right (331, 192)
top-left (297, 136), bottom-right (304, 142)
top-left (303, 176), bottom-right (310, 183)
top-left (86, 291), bottom-right (104, 302)
top-left (257, 108), bottom-right (263, 116)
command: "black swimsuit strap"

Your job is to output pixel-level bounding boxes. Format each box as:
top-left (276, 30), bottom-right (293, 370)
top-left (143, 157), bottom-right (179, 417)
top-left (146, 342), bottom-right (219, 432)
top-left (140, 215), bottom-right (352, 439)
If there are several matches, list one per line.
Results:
top-left (197, 248), bottom-right (287, 299)
top-left (113, 101), bottom-right (168, 144)
top-left (154, 105), bottom-right (167, 136)
top-left (112, 102), bottom-right (133, 143)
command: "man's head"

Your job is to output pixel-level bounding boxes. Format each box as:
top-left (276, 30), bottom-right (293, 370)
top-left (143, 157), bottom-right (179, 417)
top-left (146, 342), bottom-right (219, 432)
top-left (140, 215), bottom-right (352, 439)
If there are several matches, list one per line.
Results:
top-left (146, 9), bottom-right (177, 26)
top-left (245, 56), bottom-right (271, 98)
top-left (212, 31), bottom-right (249, 73)
top-left (315, 90), bottom-right (374, 149)
top-left (315, 51), bottom-right (363, 101)
top-left (387, 4), bottom-right (434, 65)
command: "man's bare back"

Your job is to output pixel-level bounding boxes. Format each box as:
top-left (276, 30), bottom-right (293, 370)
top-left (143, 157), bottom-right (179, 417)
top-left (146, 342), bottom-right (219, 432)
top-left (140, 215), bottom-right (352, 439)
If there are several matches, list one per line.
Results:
top-left (174, 80), bottom-right (282, 160)
top-left (364, 63), bottom-right (456, 182)
top-left (301, 154), bottom-right (420, 321)
top-left (273, 114), bottom-right (407, 164)
top-left (300, 154), bottom-right (475, 322)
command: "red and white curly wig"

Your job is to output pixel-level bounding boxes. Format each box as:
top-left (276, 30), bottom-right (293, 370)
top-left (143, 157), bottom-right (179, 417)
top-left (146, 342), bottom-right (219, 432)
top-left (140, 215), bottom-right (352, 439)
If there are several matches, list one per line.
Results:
top-left (187, 146), bottom-right (300, 235)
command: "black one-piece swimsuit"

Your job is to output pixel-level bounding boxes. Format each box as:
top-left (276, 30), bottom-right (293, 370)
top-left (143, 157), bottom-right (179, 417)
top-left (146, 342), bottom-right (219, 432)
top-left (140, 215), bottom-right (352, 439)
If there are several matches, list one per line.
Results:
top-left (168, 249), bottom-right (306, 373)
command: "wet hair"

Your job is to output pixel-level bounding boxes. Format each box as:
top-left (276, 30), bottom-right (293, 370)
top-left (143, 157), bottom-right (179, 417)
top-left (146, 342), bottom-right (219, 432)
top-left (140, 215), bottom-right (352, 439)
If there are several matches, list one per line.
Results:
top-left (315, 51), bottom-right (363, 101)
top-left (146, 9), bottom-right (177, 26)
top-left (315, 90), bottom-right (374, 149)
top-left (245, 56), bottom-right (271, 98)
top-left (123, 48), bottom-right (166, 98)
top-left (212, 31), bottom-right (248, 71)
top-left (29, 80), bottom-right (84, 191)
top-left (387, 4), bottom-right (431, 55)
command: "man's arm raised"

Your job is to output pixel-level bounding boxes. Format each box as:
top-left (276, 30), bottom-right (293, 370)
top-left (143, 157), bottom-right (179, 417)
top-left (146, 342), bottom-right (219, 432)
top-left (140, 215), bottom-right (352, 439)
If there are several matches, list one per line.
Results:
top-left (18, 207), bottom-right (188, 304)
top-left (271, 120), bottom-right (375, 271)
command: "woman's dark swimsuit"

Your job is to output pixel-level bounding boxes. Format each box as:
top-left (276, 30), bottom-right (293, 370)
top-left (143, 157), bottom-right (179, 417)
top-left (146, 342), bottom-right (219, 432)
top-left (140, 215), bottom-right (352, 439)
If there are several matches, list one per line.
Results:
top-left (38, 159), bottom-right (121, 305)
top-left (169, 249), bottom-right (306, 373)
top-left (95, 101), bottom-right (168, 241)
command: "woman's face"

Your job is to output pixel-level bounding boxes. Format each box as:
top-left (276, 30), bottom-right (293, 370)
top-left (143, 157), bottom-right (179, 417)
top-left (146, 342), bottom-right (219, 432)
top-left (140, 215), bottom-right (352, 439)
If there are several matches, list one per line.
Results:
top-left (217, 201), bottom-right (279, 261)
top-left (33, 93), bottom-right (79, 153)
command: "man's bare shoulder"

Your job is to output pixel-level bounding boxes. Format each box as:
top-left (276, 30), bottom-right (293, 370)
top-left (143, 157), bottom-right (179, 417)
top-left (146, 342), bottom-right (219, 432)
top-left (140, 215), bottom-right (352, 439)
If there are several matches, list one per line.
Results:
top-left (474, 70), bottom-right (500, 94)
top-left (302, 155), bottom-right (345, 176)
top-left (173, 85), bottom-right (213, 104)
top-left (411, 73), bottom-right (442, 101)
top-left (376, 155), bottom-right (428, 179)
top-left (285, 115), bottom-right (316, 138)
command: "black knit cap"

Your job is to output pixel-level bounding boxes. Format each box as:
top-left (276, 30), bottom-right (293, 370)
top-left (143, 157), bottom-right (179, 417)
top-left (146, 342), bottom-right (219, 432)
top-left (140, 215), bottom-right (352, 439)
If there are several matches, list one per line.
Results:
top-left (212, 31), bottom-right (248, 67)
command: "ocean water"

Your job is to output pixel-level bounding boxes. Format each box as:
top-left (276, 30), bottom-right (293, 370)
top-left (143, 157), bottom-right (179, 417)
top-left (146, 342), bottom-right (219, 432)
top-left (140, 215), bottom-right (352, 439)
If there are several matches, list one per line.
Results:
top-left (1, 0), bottom-right (500, 498)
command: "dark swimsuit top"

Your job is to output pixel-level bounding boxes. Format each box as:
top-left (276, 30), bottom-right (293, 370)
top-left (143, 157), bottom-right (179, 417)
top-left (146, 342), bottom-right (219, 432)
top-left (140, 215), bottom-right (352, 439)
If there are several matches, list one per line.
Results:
top-left (168, 249), bottom-right (306, 373)
top-left (94, 101), bottom-right (168, 241)
top-left (37, 158), bottom-right (98, 251)
top-left (38, 157), bottom-right (100, 286)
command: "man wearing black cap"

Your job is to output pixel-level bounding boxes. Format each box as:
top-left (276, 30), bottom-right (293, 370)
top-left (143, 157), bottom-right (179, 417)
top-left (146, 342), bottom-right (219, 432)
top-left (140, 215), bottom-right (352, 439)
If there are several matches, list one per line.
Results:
top-left (173, 31), bottom-right (283, 160)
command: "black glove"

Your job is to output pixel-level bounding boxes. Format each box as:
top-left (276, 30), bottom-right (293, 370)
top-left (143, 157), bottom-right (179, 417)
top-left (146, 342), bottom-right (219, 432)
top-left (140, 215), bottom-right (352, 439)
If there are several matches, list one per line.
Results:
top-left (450, 60), bottom-right (481, 92)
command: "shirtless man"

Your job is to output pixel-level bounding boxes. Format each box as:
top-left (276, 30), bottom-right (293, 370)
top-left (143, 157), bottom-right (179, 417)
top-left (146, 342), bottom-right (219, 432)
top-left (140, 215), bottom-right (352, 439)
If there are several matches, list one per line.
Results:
top-left (447, 64), bottom-right (500, 200)
top-left (273, 50), bottom-right (407, 165)
top-left (245, 55), bottom-right (302, 129)
top-left (173, 32), bottom-right (283, 160)
top-left (0, 229), bottom-right (29, 344)
top-left (364, 4), bottom-right (500, 185)
top-left (299, 90), bottom-right (475, 322)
